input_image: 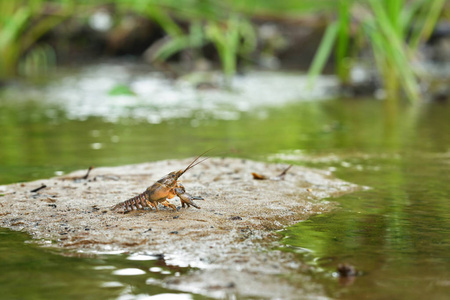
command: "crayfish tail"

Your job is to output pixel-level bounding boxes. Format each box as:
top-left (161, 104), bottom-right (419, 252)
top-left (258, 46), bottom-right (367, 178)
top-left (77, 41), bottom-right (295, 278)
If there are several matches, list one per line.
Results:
top-left (112, 191), bottom-right (153, 213)
top-left (111, 202), bottom-right (128, 213)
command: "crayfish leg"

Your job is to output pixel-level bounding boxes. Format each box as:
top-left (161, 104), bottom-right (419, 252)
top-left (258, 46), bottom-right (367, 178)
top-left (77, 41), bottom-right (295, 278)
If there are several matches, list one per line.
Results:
top-left (146, 200), bottom-right (158, 211)
top-left (160, 200), bottom-right (177, 211)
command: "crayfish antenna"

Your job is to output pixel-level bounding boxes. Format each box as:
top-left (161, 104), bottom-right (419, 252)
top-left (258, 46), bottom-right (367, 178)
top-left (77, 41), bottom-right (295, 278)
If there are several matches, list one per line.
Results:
top-left (178, 148), bottom-right (214, 178)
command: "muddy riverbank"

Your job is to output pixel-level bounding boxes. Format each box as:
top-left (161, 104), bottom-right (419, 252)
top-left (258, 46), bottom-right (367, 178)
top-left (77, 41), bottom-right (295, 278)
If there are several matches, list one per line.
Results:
top-left (0, 158), bottom-right (361, 298)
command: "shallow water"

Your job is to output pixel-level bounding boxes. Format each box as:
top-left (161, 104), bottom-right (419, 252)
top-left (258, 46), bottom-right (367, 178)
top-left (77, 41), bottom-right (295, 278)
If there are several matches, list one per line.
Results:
top-left (1, 65), bottom-right (449, 299)
top-left (0, 228), bottom-right (207, 299)
top-left (277, 102), bottom-right (450, 299)
top-left (280, 153), bottom-right (450, 299)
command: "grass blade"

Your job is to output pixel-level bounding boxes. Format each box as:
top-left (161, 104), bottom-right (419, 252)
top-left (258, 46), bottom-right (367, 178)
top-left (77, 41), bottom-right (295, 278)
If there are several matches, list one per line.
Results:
top-left (409, 0), bottom-right (446, 51)
top-left (307, 21), bottom-right (339, 87)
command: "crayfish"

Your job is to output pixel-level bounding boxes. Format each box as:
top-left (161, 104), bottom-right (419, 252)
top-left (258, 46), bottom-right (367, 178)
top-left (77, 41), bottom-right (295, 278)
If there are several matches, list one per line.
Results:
top-left (112, 151), bottom-right (208, 213)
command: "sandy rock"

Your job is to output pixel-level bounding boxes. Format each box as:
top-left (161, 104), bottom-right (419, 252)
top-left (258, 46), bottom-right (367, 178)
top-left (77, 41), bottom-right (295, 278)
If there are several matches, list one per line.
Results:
top-left (0, 157), bottom-right (360, 299)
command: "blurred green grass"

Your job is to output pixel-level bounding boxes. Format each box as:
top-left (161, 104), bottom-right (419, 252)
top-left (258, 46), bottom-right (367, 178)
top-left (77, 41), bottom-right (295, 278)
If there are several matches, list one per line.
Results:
top-left (0, 0), bottom-right (447, 102)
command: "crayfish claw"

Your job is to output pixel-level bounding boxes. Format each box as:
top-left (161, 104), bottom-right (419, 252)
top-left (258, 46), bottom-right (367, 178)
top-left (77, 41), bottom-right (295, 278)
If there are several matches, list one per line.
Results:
top-left (178, 193), bottom-right (202, 209)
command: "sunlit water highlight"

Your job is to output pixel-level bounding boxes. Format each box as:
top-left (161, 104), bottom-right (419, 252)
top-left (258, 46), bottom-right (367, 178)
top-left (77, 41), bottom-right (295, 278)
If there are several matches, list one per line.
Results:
top-left (3, 62), bottom-right (338, 123)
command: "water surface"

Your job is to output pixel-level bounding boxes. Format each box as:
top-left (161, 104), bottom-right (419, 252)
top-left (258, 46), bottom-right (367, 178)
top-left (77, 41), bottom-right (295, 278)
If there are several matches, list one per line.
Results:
top-left (1, 65), bottom-right (449, 299)
top-left (0, 228), bottom-right (206, 299)
top-left (278, 101), bottom-right (450, 299)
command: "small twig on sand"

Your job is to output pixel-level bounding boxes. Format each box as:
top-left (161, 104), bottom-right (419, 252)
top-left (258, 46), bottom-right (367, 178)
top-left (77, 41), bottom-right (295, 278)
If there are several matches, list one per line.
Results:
top-left (82, 166), bottom-right (94, 180)
top-left (252, 164), bottom-right (293, 180)
top-left (31, 184), bottom-right (47, 193)
top-left (276, 164), bottom-right (292, 179)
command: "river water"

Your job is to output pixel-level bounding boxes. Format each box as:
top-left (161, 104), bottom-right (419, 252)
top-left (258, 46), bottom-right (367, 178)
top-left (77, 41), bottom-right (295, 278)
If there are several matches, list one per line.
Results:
top-left (1, 64), bottom-right (449, 299)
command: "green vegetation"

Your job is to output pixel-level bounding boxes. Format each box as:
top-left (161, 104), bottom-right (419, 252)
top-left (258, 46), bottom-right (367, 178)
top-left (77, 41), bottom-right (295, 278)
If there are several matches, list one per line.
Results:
top-left (0, 1), bottom-right (75, 79)
top-left (309, 0), bottom-right (447, 102)
top-left (0, 0), bottom-right (447, 101)
top-left (108, 84), bottom-right (135, 96)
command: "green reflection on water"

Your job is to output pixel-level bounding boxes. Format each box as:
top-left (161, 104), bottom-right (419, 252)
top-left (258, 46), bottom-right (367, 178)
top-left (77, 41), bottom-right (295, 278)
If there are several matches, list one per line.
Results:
top-left (0, 95), bottom-right (336, 184)
top-left (279, 102), bottom-right (450, 299)
top-left (282, 156), bottom-right (450, 299)
top-left (1, 89), bottom-right (450, 299)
